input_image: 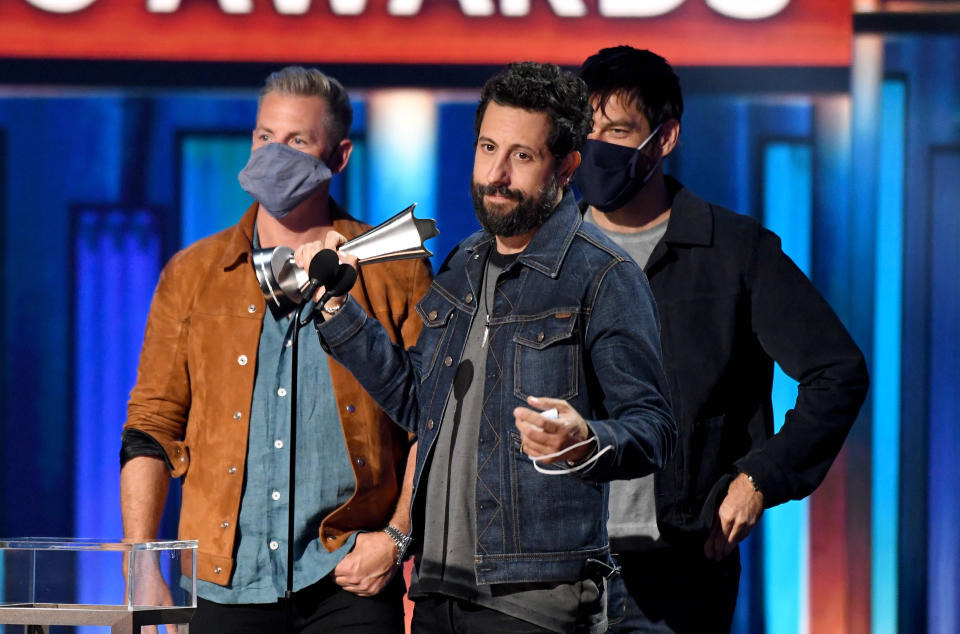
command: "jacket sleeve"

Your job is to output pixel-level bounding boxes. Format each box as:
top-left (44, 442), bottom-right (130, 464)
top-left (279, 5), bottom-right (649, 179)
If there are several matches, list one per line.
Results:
top-left (579, 259), bottom-right (677, 482)
top-left (734, 228), bottom-right (869, 508)
top-left (123, 253), bottom-right (194, 476)
top-left (316, 291), bottom-right (426, 436)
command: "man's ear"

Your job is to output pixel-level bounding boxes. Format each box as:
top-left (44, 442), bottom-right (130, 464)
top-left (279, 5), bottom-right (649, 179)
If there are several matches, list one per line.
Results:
top-left (659, 118), bottom-right (681, 158)
top-left (558, 151), bottom-right (581, 189)
top-left (327, 139), bottom-right (354, 174)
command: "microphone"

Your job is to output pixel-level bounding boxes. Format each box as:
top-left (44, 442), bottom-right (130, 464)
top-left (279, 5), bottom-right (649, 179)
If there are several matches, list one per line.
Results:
top-left (301, 249), bottom-right (340, 301)
top-left (327, 264), bottom-right (358, 298)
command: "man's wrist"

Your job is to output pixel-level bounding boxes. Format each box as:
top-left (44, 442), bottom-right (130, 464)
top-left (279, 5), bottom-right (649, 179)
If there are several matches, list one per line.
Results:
top-left (322, 298), bottom-right (345, 315)
top-left (382, 525), bottom-right (412, 566)
top-left (565, 435), bottom-right (599, 466)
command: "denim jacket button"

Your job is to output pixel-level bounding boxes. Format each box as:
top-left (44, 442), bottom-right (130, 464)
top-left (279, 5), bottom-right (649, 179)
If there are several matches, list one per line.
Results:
top-left (444, 356), bottom-right (453, 367)
top-left (537, 332), bottom-right (544, 342)
top-left (429, 310), bottom-right (438, 320)
top-left (465, 292), bottom-right (474, 303)
top-left (427, 419), bottom-right (435, 430)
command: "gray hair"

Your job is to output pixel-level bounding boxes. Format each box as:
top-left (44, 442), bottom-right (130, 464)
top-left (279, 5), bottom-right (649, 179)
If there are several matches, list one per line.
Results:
top-left (259, 66), bottom-right (353, 145)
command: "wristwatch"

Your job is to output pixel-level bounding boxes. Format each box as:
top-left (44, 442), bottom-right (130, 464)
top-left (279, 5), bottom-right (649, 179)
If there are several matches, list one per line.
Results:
top-left (382, 525), bottom-right (413, 566)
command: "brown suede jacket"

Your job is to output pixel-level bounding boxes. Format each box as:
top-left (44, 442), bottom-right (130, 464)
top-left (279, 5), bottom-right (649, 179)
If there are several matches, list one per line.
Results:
top-left (124, 201), bottom-right (432, 585)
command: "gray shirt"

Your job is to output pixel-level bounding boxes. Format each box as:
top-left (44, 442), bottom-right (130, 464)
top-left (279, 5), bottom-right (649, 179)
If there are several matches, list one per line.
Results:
top-left (584, 208), bottom-right (668, 544)
top-left (411, 250), bottom-right (602, 633)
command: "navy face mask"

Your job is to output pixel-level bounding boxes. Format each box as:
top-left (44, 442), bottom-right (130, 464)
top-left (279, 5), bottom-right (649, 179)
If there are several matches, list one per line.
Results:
top-left (575, 124), bottom-right (662, 213)
top-left (238, 143), bottom-right (333, 219)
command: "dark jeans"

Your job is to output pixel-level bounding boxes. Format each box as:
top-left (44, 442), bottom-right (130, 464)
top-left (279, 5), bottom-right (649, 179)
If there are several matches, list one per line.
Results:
top-left (189, 574), bottom-right (406, 634)
top-left (607, 546), bottom-right (740, 634)
top-left (411, 595), bottom-right (555, 634)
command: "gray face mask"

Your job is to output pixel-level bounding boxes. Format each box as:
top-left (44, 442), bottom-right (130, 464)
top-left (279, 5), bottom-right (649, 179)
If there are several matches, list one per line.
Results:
top-left (238, 143), bottom-right (333, 219)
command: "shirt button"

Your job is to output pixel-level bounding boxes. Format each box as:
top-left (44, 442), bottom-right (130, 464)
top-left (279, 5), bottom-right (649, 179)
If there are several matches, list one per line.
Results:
top-left (443, 356), bottom-right (452, 367)
top-left (429, 310), bottom-right (438, 320)
top-left (269, 540), bottom-right (279, 551)
top-left (238, 355), bottom-right (248, 366)
top-left (346, 404), bottom-right (356, 413)
top-left (233, 411), bottom-right (242, 420)
top-left (274, 440), bottom-right (284, 449)
top-left (285, 339), bottom-right (292, 348)
top-left (465, 292), bottom-right (474, 303)
top-left (277, 387), bottom-right (287, 397)
top-left (271, 490), bottom-right (281, 501)
top-left (247, 304), bottom-right (257, 314)
top-left (214, 566), bottom-right (222, 574)
top-left (221, 521), bottom-right (229, 528)
top-left (427, 419), bottom-right (435, 430)
top-left (355, 457), bottom-right (365, 467)
top-left (228, 466), bottom-right (237, 474)
top-left (326, 536), bottom-right (336, 542)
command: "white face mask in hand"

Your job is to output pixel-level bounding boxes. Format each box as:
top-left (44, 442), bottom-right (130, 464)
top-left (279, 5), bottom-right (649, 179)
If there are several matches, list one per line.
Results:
top-left (528, 408), bottom-right (613, 476)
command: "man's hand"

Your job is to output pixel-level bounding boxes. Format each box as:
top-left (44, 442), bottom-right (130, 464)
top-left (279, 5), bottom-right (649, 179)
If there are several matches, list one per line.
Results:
top-left (513, 395), bottom-right (593, 464)
top-left (124, 551), bottom-right (178, 634)
top-left (703, 472), bottom-right (764, 561)
top-left (332, 531), bottom-right (398, 597)
top-left (293, 230), bottom-right (356, 306)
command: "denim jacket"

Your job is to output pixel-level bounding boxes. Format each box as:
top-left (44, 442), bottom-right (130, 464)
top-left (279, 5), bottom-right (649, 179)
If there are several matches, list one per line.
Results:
top-left (318, 193), bottom-right (676, 585)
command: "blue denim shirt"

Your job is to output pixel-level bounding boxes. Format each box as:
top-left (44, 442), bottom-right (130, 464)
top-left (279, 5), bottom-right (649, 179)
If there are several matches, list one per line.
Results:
top-left (318, 193), bottom-right (676, 586)
top-left (197, 242), bottom-right (356, 603)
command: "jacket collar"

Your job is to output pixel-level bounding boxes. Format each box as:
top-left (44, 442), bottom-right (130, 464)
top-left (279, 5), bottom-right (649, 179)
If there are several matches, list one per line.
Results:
top-left (463, 191), bottom-right (581, 280)
top-left (218, 202), bottom-right (259, 270)
top-left (660, 176), bottom-right (713, 247)
top-left (216, 199), bottom-right (362, 270)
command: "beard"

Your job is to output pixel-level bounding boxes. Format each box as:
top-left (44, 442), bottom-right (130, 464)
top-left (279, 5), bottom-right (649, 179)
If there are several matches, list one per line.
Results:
top-left (471, 174), bottom-right (560, 238)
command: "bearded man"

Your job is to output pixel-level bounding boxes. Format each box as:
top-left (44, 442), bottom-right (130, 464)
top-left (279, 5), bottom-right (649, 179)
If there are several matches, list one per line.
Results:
top-left (300, 61), bottom-right (677, 634)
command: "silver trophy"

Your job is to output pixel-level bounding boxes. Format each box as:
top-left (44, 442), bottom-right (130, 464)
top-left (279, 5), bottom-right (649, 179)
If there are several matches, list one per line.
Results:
top-left (253, 203), bottom-right (438, 315)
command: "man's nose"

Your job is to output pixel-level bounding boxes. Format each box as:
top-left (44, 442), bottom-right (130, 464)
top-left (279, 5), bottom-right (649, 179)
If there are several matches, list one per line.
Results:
top-left (485, 153), bottom-right (510, 186)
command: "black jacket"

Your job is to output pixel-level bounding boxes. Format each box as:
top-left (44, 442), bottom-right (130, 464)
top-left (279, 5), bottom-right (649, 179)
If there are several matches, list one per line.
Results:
top-left (623, 178), bottom-right (869, 546)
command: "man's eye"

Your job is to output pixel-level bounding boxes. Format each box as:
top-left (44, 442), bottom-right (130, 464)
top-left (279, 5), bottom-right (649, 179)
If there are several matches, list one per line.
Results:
top-left (516, 152), bottom-right (530, 160)
top-left (259, 134), bottom-right (270, 141)
top-left (293, 138), bottom-right (305, 145)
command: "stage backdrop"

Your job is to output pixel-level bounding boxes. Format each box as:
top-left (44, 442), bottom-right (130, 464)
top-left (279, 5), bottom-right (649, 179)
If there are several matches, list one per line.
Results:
top-left (0, 0), bottom-right (850, 66)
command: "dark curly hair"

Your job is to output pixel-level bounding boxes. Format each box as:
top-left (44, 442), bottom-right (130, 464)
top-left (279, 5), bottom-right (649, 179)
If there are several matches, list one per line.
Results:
top-left (474, 62), bottom-right (593, 161)
top-left (579, 46), bottom-right (683, 130)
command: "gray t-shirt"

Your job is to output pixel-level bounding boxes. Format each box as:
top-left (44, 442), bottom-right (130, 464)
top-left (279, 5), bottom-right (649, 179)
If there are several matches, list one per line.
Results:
top-left (410, 250), bottom-right (603, 633)
top-left (584, 208), bottom-right (668, 545)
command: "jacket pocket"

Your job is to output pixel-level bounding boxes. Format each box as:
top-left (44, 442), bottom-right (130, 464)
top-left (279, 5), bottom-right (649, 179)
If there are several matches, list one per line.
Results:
top-left (415, 288), bottom-right (456, 384)
top-left (508, 430), bottom-right (605, 553)
top-left (513, 312), bottom-right (579, 401)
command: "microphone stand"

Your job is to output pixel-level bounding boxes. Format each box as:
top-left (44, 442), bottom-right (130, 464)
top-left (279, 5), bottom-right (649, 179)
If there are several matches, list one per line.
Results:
top-left (282, 260), bottom-right (356, 633)
top-left (285, 296), bottom-right (323, 633)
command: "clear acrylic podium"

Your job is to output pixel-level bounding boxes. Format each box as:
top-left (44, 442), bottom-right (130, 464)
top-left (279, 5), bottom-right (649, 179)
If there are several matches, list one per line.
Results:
top-left (0, 538), bottom-right (197, 633)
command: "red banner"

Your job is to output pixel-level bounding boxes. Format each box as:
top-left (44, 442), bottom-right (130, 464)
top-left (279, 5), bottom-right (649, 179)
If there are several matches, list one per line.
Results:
top-left (0, 0), bottom-right (851, 66)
